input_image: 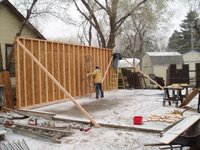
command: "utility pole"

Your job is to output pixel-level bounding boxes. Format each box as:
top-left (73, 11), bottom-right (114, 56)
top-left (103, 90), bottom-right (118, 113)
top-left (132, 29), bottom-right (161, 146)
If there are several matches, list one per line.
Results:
top-left (191, 22), bottom-right (194, 50)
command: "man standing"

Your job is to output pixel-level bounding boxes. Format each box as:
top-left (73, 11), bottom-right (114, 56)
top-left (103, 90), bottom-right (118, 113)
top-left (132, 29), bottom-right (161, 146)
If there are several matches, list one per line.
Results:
top-left (87, 66), bottom-right (104, 99)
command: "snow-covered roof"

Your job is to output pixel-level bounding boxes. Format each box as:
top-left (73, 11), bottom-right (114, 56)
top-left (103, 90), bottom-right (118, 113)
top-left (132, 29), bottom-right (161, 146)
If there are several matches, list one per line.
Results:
top-left (118, 58), bottom-right (140, 68)
top-left (145, 52), bottom-right (183, 65)
top-left (146, 52), bottom-right (181, 56)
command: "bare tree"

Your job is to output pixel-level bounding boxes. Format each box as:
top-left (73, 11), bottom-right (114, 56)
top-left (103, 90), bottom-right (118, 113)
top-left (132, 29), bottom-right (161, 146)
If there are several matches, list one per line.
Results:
top-left (17, 0), bottom-right (38, 36)
top-left (120, 0), bottom-right (168, 65)
top-left (73, 0), bottom-right (147, 48)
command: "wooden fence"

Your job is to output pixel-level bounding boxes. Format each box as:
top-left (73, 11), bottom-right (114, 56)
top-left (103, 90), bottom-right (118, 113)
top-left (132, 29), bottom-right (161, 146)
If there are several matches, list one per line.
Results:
top-left (15, 37), bottom-right (115, 108)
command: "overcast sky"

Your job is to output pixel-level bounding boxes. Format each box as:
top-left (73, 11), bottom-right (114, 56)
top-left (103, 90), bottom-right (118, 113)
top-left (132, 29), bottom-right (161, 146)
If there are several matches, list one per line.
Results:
top-left (42, 0), bottom-right (190, 43)
top-left (9, 0), bottom-right (190, 42)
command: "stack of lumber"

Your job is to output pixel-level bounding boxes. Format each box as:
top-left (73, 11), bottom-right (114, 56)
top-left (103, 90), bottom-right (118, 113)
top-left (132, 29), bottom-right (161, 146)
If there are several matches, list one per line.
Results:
top-left (146, 114), bottom-right (183, 123)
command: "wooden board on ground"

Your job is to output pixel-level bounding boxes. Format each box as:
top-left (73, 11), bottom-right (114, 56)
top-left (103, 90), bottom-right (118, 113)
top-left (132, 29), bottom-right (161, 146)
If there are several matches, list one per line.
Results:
top-left (18, 109), bottom-right (56, 120)
top-left (159, 115), bottom-right (200, 144)
top-left (179, 88), bottom-right (199, 107)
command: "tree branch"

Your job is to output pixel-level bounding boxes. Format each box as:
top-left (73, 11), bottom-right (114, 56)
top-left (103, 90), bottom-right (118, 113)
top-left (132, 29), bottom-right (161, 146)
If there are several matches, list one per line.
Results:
top-left (115, 0), bottom-right (147, 31)
top-left (94, 0), bottom-right (110, 14)
top-left (74, 0), bottom-right (106, 47)
top-left (17, 0), bottom-right (38, 36)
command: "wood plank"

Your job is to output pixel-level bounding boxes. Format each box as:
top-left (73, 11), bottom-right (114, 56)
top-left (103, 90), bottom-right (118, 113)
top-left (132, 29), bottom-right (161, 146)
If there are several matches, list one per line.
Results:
top-left (45, 41), bottom-right (48, 102)
top-left (23, 39), bottom-right (27, 107)
top-left (33, 40), bottom-right (40, 105)
top-left (73, 45), bottom-right (76, 97)
top-left (20, 39), bottom-right (25, 107)
top-left (47, 42), bottom-right (53, 102)
top-left (54, 43), bottom-right (59, 100)
top-left (18, 109), bottom-right (55, 120)
top-left (179, 88), bottom-right (199, 107)
top-left (68, 44), bottom-right (71, 96)
top-left (57, 43), bottom-right (60, 99)
top-left (38, 41), bottom-right (42, 104)
top-left (58, 44), bottom-right (64, 99)
top-left (81, 46), bottom-right (85, 96)
top-left (31, 40), bottom-right (35, 105)
top-left (63, 44), bottom-right (66, 98)
top-left (159, 115), bottom-right (200, 144)
top-left (51, 42), bottom-right (55, 101)
top-left (25, 40), bottom-right (32, 106)
top-left (77, 45), bottom-right (80, 96)
top-left (15, 41), bottom-right (21, 108)
top-left (102, 56), bottom-right (113, 82)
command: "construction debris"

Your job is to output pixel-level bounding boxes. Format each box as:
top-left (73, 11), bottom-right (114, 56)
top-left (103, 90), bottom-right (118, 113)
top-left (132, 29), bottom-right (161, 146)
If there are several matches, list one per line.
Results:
top-left (5, 121), bottom-right (74, 143)
top-left (0, 139), bottom-right (30, 150)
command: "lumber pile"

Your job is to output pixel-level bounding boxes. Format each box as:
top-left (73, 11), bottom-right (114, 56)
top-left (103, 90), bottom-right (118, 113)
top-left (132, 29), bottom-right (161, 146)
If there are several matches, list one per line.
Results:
top-left (146, 114), bottom-right (183, 123)
top-left (1, 109), bottom-right (91, 143)
top-left (0, 139), bottom-right (30, 150)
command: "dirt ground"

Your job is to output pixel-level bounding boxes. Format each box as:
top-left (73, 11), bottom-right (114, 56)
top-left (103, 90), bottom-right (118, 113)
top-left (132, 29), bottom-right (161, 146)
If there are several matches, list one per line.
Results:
top-left (1, 89), bottom-right (199, 150)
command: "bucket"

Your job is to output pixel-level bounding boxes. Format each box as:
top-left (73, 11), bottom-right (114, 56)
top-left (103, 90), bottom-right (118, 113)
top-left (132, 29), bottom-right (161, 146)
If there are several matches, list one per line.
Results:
top-left (133, 116), bottom-right (143, 125)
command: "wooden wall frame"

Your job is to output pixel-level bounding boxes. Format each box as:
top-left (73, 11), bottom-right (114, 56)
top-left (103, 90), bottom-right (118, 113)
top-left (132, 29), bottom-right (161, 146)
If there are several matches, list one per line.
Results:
top-left (15, 37), bottom-right (115, 109)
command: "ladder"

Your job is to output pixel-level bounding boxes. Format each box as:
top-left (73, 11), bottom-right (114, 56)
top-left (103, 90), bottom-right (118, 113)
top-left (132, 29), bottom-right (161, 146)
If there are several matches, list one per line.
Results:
top-left (110, 69), bottom-right (125, 90)
top-left (118, 69), bottom-right (125, 89)
top-left (110, 69), bottom-right (118, 90)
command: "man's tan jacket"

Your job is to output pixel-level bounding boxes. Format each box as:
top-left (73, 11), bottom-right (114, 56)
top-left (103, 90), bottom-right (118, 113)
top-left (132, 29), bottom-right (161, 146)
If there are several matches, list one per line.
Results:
top-left (88, 69), bottom-right (103, 83)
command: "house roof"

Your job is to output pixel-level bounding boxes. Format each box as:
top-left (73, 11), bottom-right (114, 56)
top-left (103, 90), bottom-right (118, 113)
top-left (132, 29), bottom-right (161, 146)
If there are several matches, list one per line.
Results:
top-left (146, 52), bottom-right (183, 65)
top-left (182, 49), bottom-right (200, 55)
top-left (146, 52), bottom-right (181, 56)
top-left (0, 0), bottom-right (45, 39)
top-left (118, 58), bottom-right (140, 68)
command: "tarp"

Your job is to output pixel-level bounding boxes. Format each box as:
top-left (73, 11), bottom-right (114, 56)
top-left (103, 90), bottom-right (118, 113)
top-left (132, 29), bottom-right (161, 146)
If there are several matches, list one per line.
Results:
top-left (118, 58), bottom-right (140, 68)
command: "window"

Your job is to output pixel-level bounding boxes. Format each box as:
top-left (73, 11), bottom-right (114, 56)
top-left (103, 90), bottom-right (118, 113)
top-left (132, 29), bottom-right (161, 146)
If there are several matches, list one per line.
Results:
top-left (5, 44), bottom-right (15, 76)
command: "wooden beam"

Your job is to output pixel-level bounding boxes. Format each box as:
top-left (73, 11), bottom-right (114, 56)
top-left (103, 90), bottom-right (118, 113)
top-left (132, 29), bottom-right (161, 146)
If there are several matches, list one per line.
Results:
top-left (23, 39), bottom-right (27, 107)
top-left (63, 44), bottom-right (66, 98)
top-left (16, 39), bottom-right (100, 128)
top-left (179, 88), bottom-right (199, 107)
top-left (16, 41), bottom-right (21, 107)
top-left (102, 56), bottom-right (113, 82)
top-left (45, 41), bottom-right (48, 102)
top-left (51, 42), bottom-right (55, 101)
top-left (123, 59), bottom-right (164, 90)
top-left (31, 40), bottom-right (35, 105)
top-left (38, 41), bottom-right (42, 103)
top-left (57, 43), bottom-right (60, 99)
top-left (159, 115), bottom-right (200, 144)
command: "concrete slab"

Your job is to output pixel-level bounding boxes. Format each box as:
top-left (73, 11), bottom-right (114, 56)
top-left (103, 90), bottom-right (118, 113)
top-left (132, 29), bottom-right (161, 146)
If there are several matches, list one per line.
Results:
top-left (32, 89), bottom-right (200, 132)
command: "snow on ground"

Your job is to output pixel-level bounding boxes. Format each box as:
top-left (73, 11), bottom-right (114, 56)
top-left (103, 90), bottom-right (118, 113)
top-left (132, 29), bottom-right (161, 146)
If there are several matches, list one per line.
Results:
top-left (1, 89), bottom-right (199, 150)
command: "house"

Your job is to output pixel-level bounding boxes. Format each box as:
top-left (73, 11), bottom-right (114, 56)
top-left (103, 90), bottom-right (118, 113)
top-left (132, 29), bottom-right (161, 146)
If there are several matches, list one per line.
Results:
top-left (182, 50), bottom-right (200, 81)
top-left (0, 0), bottom-right (45, 72)
top-left (142, 52), bottom-right (183, 86)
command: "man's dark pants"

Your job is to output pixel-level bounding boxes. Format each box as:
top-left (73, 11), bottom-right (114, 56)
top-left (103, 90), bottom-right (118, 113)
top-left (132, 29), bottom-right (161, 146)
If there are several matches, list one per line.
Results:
top-left (95, 83), bottom-right (104, 98)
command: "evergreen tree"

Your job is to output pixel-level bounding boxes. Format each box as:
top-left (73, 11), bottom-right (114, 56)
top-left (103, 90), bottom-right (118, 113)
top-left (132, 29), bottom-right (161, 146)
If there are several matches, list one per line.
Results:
top-left (168, 10), bottom-right (200, 53)
top-left (168, 30), bottom-right (182, 51)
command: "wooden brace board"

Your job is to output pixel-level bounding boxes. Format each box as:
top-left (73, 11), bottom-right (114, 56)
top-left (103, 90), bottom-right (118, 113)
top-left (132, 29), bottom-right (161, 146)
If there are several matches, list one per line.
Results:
top-left (179, 88), bottom-right (199, 107)
top-left (159, 115), bottom-right (200, 144)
